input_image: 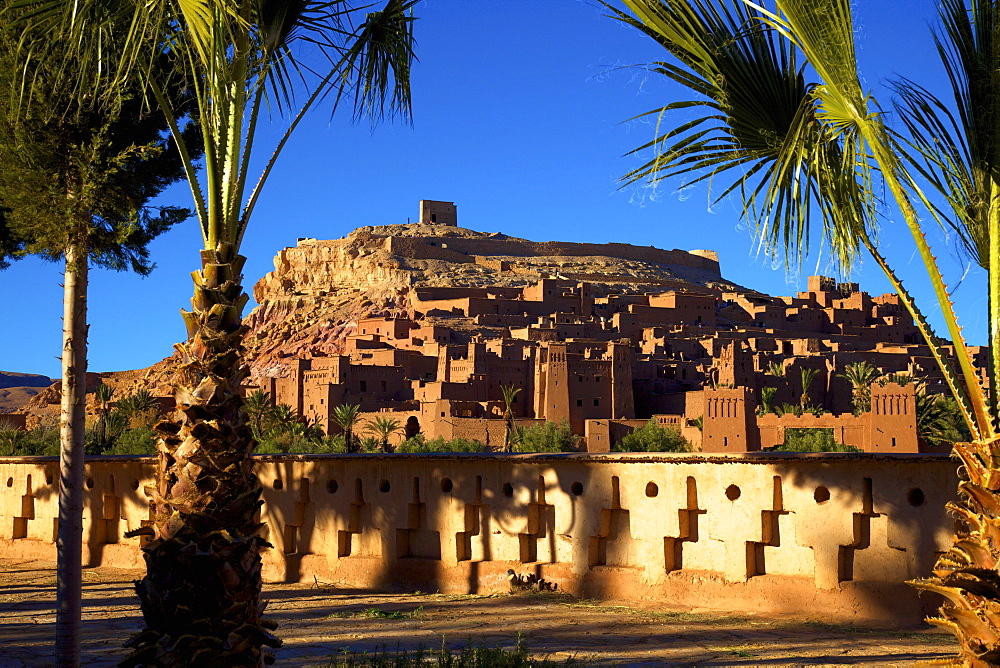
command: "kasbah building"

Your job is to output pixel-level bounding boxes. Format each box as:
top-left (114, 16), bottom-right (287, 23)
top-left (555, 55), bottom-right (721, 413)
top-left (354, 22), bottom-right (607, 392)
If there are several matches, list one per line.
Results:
top-left (242, 200), bottom-right (978, 455)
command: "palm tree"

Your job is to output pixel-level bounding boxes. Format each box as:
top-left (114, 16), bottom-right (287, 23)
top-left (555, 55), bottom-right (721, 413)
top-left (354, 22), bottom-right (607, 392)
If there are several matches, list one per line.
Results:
top-left (609, 1), bottom-right (1000, 660)
top-left (365, 416), bottom-right (402, 452)
top-left (839, 361), bottom-right (881, 415)
top-left (500, 384), bottom-right (522, 453)
top-left (116, 390), bottom-right (162, 427)
top-left (766, 361), bottom-right (785, 377)
top-left (758, 386), bottom-right (777, 416)
top-left (92, 384), bottom-right (115, 449)
top-left (798, 368), bottom-right (818, 411)
top-left (9, 1), bottom-right (416, 662)
top-left (243, 389), bottom-right (275, 441)
top-left (333, 404), bottom-right (363, 453)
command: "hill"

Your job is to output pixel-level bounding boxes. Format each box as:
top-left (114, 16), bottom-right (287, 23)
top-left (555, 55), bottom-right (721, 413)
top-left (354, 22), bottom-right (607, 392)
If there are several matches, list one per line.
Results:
top-left (243, 222), bottom-right (741, 378)
top-left (0, 372), bottom-right (54, 412)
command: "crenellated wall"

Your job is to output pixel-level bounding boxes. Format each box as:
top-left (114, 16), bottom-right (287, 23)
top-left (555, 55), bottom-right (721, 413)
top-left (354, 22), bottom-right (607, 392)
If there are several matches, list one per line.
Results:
top-left (0, 453), bottom-right (957, 625)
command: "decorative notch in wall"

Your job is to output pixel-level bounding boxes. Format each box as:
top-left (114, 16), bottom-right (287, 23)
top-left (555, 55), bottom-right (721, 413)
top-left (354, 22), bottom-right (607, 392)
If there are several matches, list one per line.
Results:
top-left (396, 477), bottom-right (441, 560)
top-left (12, 474), bottom-right (34, 540)
top-left (589, 476), bottom-right (633, 567)
top-left (519, 475), bottom-right (555, 564)
top-left (456, 476), bottom-right (491, 562)
top-left (664, 476), bottom-right (706, 572)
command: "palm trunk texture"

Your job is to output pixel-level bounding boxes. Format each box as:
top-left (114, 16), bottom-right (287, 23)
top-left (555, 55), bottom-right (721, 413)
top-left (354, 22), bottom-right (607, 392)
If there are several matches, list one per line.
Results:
top-left (122, 243), bottom-right (279, 666)
top-left (56, 242), bottom-right (88, 667)
top-left (911, 438), bottom-right (1000, 666)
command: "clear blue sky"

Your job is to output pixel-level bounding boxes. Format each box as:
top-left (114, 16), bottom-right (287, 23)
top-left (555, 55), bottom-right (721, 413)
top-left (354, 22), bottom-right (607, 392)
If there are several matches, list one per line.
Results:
top-left (0, 0), bottom-right (984, 380)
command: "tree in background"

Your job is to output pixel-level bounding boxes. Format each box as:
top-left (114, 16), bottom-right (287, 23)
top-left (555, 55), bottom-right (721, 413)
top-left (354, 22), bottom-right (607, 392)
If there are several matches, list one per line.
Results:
top-left (613, 419), bottom-right (690, 452)
top-left (365, 416), bottom-right (403, 452)
top-left (772, 428), bottom-right (861, 453)
top-left (333, 404), bottom-right (364, 454)
top-left (243, 389), bottom-right (275, 441)
top-left (10, 1), bottom-right (416, 661)
top-left (839, 361), bottom-right (882, 415)
top-left (608, 0), bottom-right (1000, 660)
top-left (91, 384), bottom-right (116, 452)
top-left (499, 384), bottom-right (522, 453)
top-left (514, 421), bottom-right (578, 453)
top-left (757, 386), bottom-right (777, 416)
top-left (798, 368), bottom-right (818, 411)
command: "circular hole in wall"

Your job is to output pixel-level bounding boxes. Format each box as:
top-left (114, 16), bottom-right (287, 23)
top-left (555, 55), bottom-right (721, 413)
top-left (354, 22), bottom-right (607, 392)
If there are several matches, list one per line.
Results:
top-left (725, 484), bottom-right (741, 501)
top-left (570, 481), bottom-right (584, 496)
top-left (131, 479), bottom-right (140, 491)
top-left (85, 477), bottom-right (94, 489)
top-left (45, 472), bottom-right (54, 485)
top-left (645, 482), bottom-right (659, 498)
top-left (379, 479), bottom-right (391, 493)
top-left (502, 482), bottom-right (514, 498)
top-left (440, 478), bottom-right (453, 493)
top-left (907, 488), bottom-right (926, 507)
top-left (6, 477), bottom-right (13, 488)
top-left (326, 480), bottom-right (338, 494)
top-left (273, 479), bottom-right (284, 491)
top-left (814, 486), bottom-right (831, 504)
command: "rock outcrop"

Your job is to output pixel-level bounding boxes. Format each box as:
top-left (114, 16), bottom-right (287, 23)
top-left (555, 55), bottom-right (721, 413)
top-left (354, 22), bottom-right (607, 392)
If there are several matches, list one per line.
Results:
top-left (242, 223), bottom-right (739, 378)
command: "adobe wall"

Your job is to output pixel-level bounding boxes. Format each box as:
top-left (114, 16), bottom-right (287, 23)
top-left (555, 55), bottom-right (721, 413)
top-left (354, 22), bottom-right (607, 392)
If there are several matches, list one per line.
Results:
top-left (0, 453), bottom-right (957, 625)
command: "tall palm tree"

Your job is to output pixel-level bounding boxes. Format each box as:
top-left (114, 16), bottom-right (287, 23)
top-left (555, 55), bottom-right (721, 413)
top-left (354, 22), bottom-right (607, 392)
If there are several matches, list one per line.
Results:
top-left (609, 0), bottom-right (1000, 661)
top-left (839, 361), bottom-right (881, 415)
top-left (11, 1), bottom-right (416, 663)
top-left (365, 416), bottom-right (402, 452)
top-left (500, 384), bottom-right (522, 453)
top-left (92, 384), bottom-right (115, 449)
top-left (333, 404), bottom-right (363, 453)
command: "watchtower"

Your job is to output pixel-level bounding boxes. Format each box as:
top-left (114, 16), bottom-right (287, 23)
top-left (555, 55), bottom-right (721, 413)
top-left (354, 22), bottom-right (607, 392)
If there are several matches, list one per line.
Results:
top-left (419, 200), bottom-right (457, 226)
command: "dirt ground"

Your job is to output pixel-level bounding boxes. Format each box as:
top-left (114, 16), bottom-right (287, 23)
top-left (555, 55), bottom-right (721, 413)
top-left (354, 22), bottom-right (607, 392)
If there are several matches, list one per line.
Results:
top-left (0, 558), bottom-right (958, 667)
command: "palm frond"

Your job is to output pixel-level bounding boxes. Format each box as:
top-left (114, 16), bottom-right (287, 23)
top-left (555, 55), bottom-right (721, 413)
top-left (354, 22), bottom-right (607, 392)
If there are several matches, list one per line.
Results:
top-left (612, 0), bottom-right (872, 272)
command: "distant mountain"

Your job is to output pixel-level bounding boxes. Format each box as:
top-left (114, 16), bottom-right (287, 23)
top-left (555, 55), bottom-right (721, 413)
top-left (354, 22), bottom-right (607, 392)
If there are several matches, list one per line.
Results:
top-left (0, 372), bottom-right (54, 413)
top-left (0, 371), bottom-right (52, 390)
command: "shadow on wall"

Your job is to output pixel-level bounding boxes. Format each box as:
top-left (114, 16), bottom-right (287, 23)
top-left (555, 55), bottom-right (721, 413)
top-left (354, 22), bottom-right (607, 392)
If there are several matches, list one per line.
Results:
top-left (0, 452), bottom-right (957, 626)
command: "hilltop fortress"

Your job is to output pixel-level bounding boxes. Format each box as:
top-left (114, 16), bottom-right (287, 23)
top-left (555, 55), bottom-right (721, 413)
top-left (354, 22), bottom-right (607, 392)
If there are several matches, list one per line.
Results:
top-left (239, 201), bottom-right (971, 453)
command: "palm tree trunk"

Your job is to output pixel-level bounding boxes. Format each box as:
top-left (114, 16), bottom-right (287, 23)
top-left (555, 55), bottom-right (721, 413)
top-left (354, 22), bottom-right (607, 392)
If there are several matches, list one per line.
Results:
top-left (911, 436), bottom-right (1000, 666)
top-left (56, 241), bottom-right (87, 667)
top-left (123, 242), bottom-right (279, 665)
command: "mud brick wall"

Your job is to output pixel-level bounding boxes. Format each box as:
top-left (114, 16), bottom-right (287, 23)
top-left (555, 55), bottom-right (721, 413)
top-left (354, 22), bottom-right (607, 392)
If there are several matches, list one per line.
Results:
top-left (0, 453), bottom-right (956, 624)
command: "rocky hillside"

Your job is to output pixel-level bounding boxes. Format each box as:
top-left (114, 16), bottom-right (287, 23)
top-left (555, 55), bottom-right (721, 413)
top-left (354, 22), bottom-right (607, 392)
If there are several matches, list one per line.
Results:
top-left (243, 222), bottom-right (741, 378)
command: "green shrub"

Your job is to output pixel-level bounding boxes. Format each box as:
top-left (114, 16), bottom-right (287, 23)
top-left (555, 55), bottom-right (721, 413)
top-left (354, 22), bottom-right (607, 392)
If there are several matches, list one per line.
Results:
top-left (255, 431), bottom-right (346, 454)
top-left (0, 421), bottom-right (60, 457)
top-left (772, 428), bottom-right (861, 453)
top-left (397, 434), bottom-right (485, 453)
top-left (514, 421), bottom-right (577, 453)
top-left (614, 420), bottom-right (691, 453)
top-left (104, 427), bottom-right (157, 455)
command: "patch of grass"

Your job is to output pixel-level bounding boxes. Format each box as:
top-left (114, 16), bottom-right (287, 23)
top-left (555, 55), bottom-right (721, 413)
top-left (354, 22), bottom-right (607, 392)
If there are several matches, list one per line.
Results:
top-left (729, 646), bottom-right (754, 658)
top-left (332, 606), bottom-right (424, 620)
top-left (563, 601), bottom-right (750, 626)
top-left (326, 635), bottom-right (583, 666)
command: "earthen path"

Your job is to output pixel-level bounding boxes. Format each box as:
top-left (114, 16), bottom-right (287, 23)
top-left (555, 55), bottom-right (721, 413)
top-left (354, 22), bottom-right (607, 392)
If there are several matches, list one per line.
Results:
top-left (0, 558), bottom-right (955, 666)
